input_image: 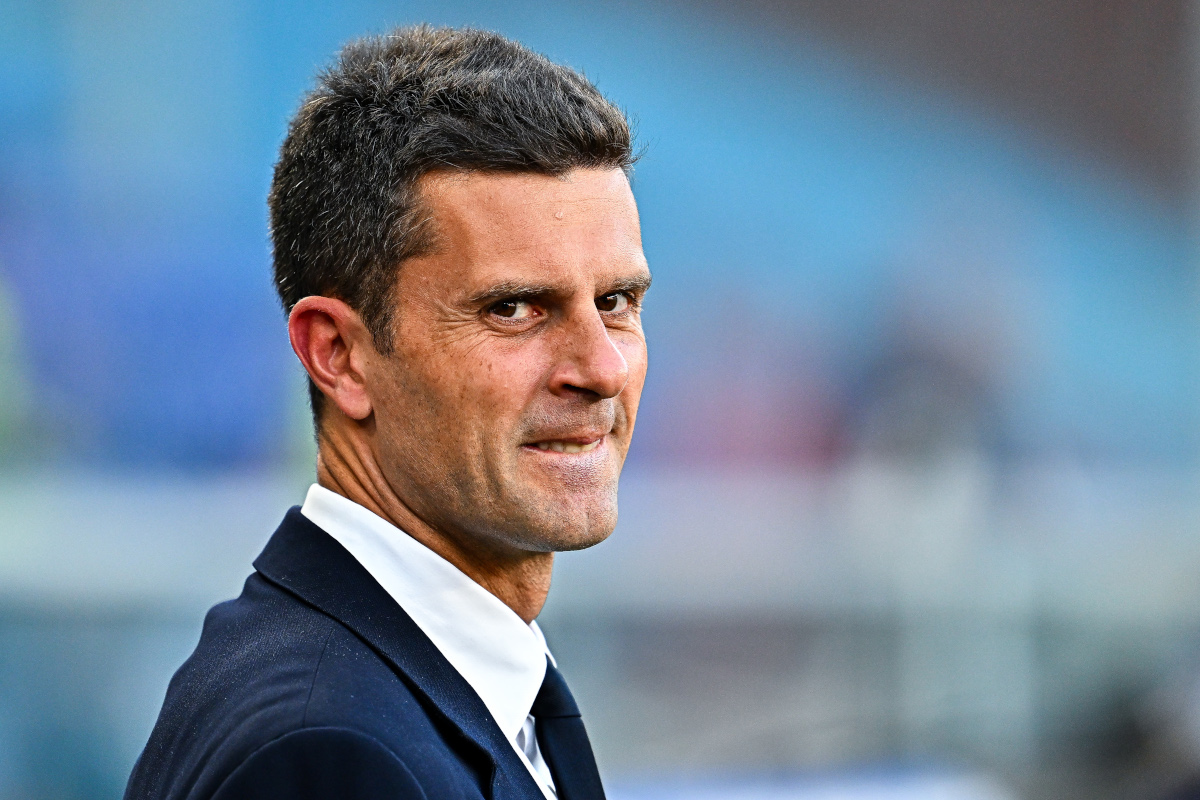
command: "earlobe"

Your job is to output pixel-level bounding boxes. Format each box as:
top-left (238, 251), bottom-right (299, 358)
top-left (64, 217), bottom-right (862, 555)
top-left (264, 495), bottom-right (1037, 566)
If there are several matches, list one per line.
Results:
top-left (288, 297), bottom-right (374, 421)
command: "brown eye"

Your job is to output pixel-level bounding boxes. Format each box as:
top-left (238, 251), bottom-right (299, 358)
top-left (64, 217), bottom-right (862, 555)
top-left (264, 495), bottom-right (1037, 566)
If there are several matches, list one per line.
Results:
top-left (596, 293), bottom-right (629, 313)
top-left (491, 300), bottom-right (534, 319)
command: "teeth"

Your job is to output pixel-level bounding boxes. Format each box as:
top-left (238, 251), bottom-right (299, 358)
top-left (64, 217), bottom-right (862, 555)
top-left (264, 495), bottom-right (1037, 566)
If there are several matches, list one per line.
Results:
top-left (534, 439), bottom-right (601, 454)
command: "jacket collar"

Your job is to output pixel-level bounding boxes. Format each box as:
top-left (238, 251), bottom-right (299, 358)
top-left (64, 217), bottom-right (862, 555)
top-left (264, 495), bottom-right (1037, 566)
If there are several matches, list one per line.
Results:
top-left (253, 507), bottom-right (544, 800)
top-left (299, 483), bottom-right (552, 746)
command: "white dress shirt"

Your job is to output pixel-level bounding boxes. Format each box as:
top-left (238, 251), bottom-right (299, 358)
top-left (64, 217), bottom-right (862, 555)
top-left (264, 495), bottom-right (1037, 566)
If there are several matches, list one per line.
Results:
top-left (300, 484), bottom-right (557, 798)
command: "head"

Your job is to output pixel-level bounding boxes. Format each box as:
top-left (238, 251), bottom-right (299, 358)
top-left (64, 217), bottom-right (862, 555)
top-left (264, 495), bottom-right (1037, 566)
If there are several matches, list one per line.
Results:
top-left (271, 27), bottom-right (648, 558)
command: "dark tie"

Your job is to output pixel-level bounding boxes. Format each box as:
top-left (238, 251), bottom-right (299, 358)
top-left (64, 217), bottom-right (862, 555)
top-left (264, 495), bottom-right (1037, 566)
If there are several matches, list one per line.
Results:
top-left (531, 660), bottom-right (606, 800)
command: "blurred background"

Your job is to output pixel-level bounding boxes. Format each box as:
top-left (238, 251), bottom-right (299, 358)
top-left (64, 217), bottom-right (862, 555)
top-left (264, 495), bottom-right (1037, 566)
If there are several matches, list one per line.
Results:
top-left (1, 1), bottom-right (1198, 798)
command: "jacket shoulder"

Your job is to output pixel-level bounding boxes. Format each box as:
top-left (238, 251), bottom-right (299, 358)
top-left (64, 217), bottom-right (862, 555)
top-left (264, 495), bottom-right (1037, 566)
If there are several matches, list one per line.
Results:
top-left (127, 553), bottom-right (493, 800)
top-left (127, 572), bottom-right (338, 799)
top-left (209, 727), bottom-right (433, 800)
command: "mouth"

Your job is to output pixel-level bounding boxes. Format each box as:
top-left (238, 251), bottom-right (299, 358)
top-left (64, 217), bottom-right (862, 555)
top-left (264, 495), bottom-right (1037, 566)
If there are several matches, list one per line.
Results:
top-left (524, 435), bottom-right (606, 455)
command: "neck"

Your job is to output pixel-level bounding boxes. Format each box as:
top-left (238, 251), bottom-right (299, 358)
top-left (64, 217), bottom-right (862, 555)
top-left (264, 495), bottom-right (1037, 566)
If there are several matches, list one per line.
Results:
top-left (313, 422), bottom-right (553, 624)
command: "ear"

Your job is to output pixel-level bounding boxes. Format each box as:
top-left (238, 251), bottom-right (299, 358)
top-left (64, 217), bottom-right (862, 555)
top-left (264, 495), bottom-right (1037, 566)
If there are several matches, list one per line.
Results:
top-left (288, 296), bottom-right (375, 421)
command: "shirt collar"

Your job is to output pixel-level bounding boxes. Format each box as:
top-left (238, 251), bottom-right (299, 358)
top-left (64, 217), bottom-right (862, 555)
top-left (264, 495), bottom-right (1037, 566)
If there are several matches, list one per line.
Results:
top-left (300, 483), bottom-right (552, 743)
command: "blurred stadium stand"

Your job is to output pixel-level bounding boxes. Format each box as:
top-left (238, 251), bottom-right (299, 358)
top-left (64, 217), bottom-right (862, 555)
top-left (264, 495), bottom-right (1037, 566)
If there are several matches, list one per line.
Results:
top-left (1, 1), bottom-right (1198, 799)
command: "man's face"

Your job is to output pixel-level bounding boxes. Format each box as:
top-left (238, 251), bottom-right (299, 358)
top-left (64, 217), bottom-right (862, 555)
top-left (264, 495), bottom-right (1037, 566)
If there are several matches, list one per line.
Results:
top-left (362, 168), bottom-right (649, 556)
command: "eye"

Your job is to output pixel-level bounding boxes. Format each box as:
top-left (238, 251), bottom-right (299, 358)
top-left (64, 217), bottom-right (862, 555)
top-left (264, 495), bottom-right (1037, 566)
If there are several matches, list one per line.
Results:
top-left (596, 292), bottom-right (630, 313)
top-left (490, 299), bottom-right (535, 319)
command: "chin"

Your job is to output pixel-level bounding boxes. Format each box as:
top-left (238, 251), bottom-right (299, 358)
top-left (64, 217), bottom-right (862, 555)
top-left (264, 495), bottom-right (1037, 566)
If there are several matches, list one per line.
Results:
top-left (545, 521), bottom-right (615, 552)
top-left (500, 488), bottom-right (618, 553)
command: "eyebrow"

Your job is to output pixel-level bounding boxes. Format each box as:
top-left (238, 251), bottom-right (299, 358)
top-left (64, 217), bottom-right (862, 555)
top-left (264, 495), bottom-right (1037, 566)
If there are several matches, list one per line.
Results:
top-left (606, 273), bottom-right (653, 297)
top-left (466, 272), bottom-right (653, 307)
top-left (466, 281), bottom-right (558, 307)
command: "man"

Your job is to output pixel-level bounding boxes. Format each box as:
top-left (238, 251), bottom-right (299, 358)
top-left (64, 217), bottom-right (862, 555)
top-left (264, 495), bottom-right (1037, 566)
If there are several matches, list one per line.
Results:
top-left (125, 26), bottom-right (649, 800)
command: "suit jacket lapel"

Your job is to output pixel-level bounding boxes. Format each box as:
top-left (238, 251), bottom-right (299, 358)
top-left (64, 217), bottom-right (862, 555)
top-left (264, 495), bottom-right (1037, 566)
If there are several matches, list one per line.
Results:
top-left (252, 507), bottom-right (543, 800)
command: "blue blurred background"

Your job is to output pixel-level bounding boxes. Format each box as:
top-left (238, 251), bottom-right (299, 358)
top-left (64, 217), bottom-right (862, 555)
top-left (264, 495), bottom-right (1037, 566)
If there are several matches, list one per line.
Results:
top-left (1, 1), bottom-right (1198, 798)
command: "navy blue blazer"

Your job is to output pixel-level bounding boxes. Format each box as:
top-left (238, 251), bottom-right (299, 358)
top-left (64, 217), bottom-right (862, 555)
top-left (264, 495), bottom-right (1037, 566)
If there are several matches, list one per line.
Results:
top-left (125, 507), bottom-right (554, 800)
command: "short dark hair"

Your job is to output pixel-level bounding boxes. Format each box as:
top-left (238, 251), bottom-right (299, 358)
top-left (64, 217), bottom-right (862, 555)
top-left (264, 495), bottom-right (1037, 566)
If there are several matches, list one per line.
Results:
top-left (268, 25), bottom-right (636, 420)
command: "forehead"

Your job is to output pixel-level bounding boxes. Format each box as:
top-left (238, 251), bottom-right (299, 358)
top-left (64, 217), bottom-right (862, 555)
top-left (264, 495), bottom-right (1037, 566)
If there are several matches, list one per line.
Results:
top-left (411, 168), bottom-right (646, 291)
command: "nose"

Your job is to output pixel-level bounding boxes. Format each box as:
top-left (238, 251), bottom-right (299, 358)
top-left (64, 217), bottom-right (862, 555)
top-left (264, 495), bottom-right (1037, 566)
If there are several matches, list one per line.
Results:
top-left (548, 305), bottom-right (629, 400)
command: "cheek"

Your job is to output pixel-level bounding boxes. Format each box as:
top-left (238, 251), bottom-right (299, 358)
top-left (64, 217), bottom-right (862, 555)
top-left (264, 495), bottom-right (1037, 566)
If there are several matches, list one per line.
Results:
top-left (458, 343), bottom-right (553, 425)
top-left (617, 334), bottom-right (648, 385)
top-left (615, 336), bottom-right (648, 416)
